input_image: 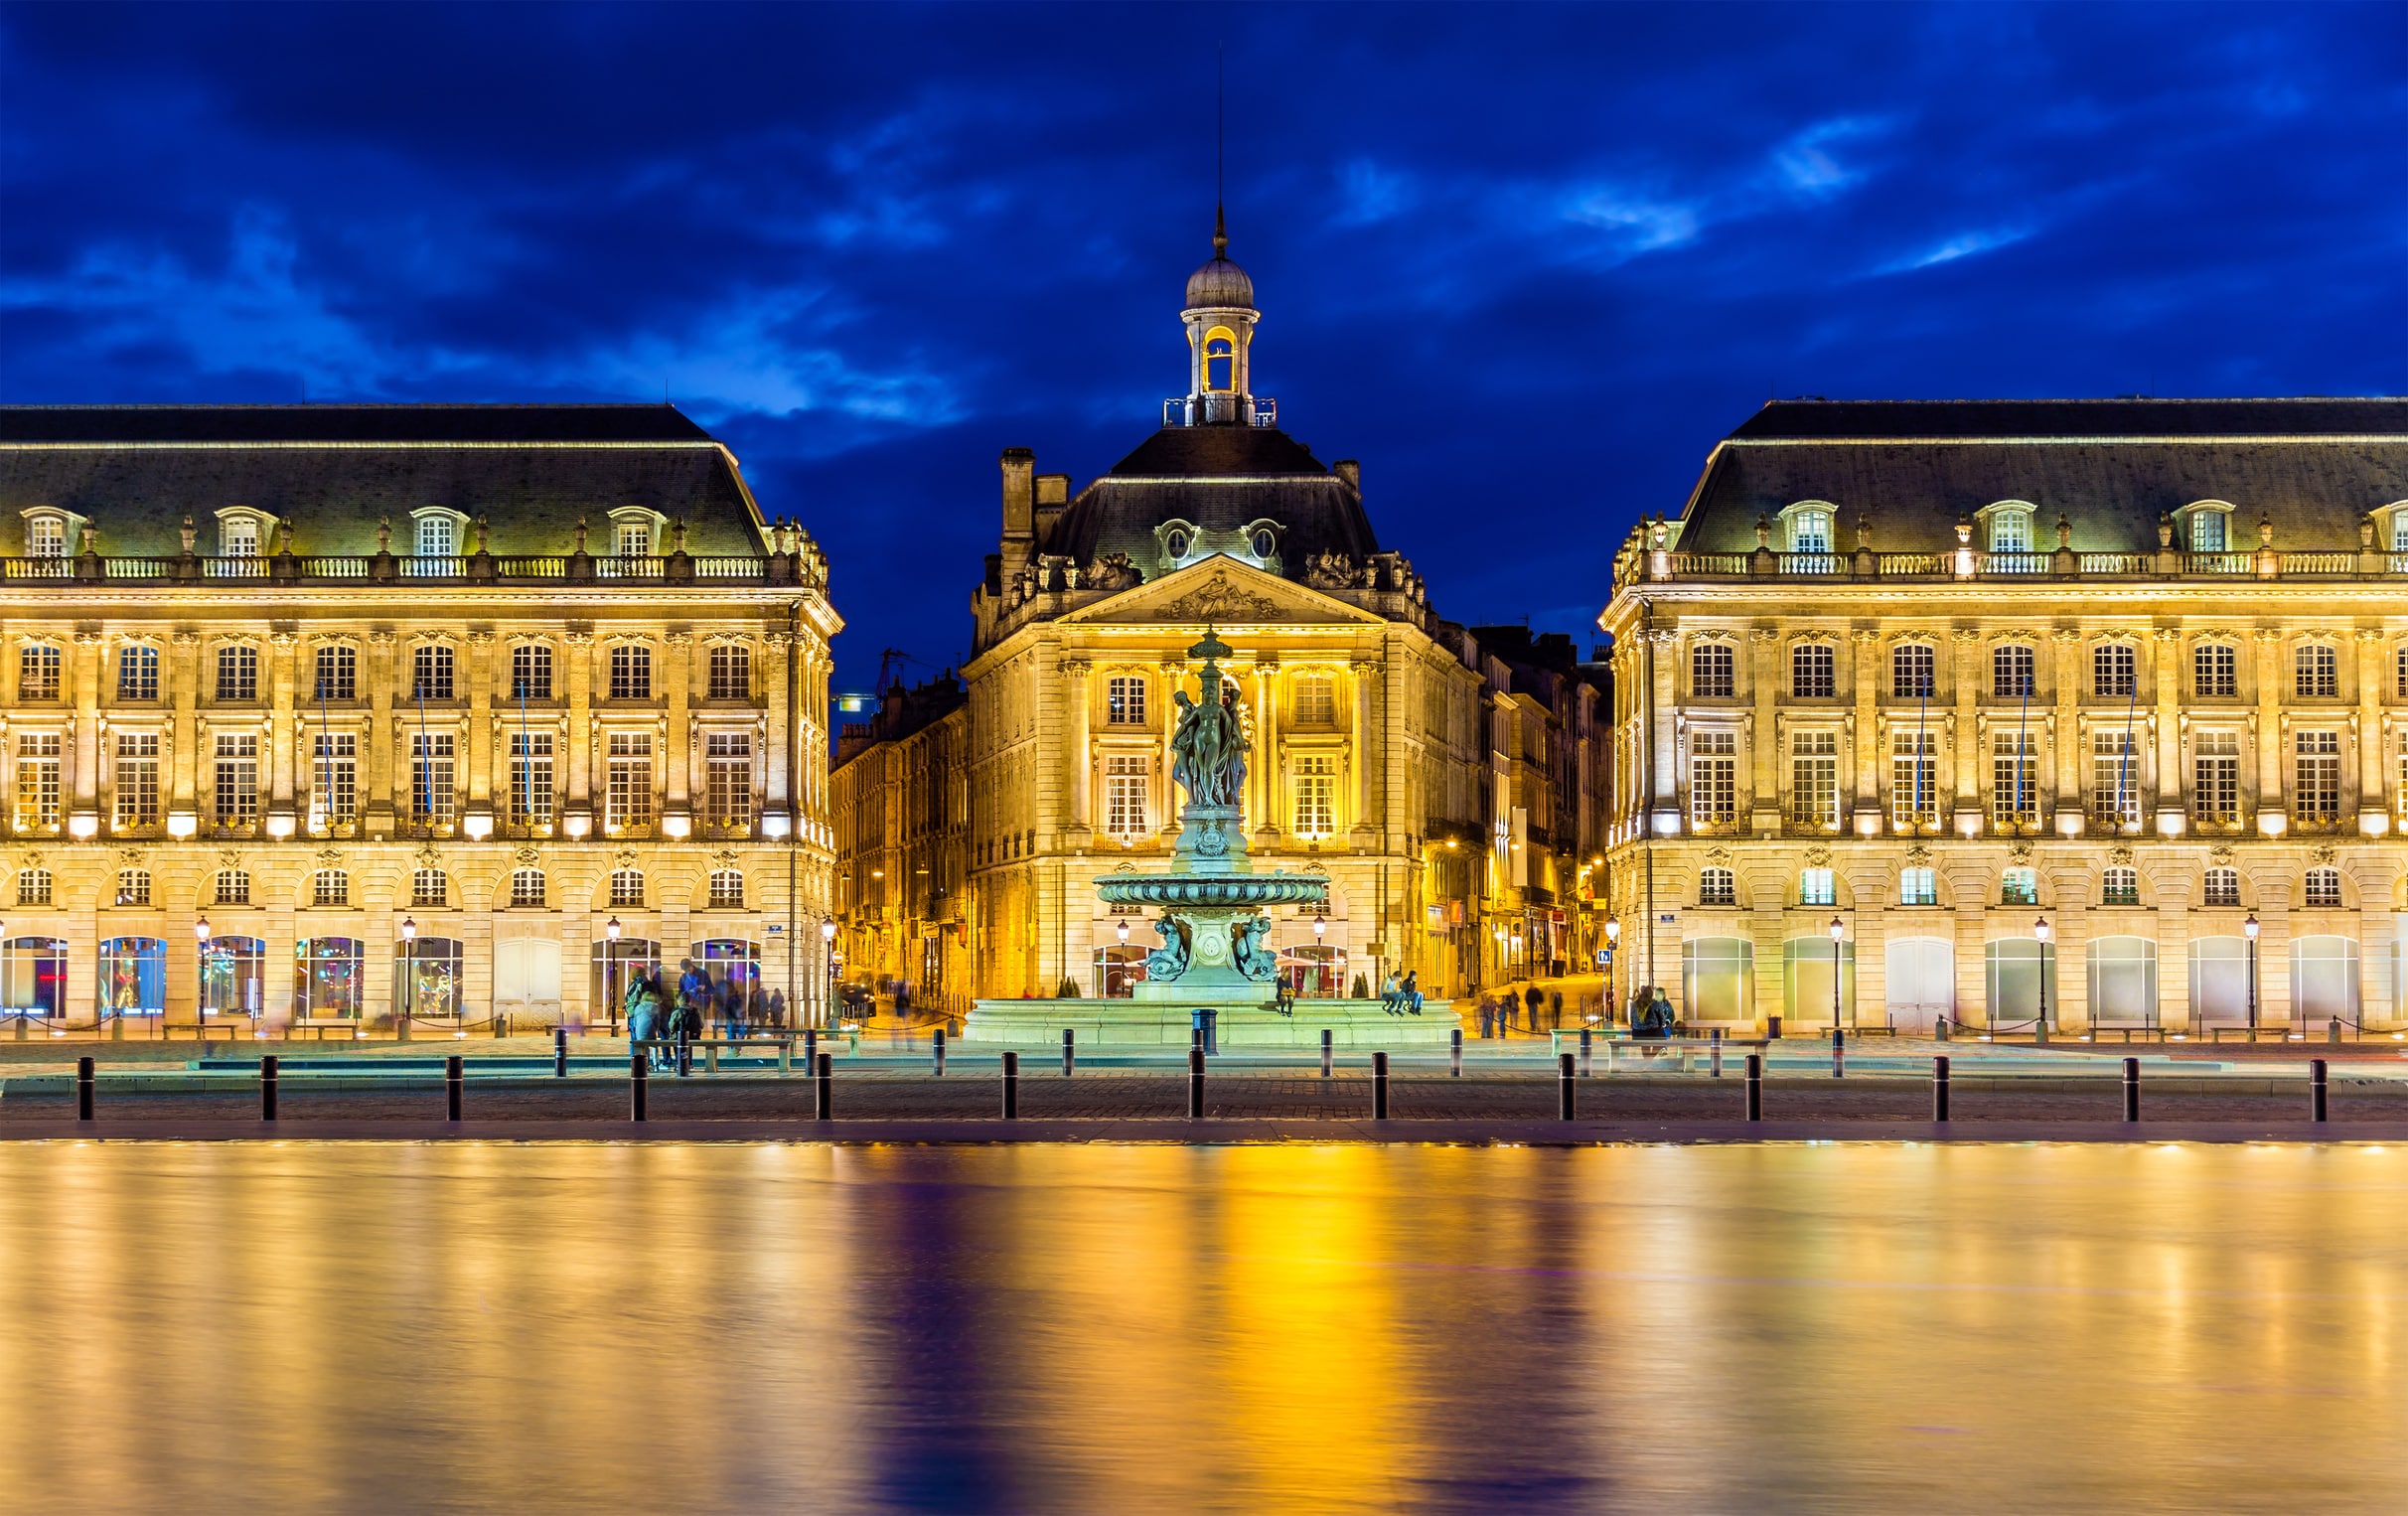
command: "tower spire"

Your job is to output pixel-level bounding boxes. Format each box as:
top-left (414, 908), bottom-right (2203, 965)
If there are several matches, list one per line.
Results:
top-left (1213, 203), bottom-right (1227, 261)
top-left (1214, 43), bottom-right (1226, 260)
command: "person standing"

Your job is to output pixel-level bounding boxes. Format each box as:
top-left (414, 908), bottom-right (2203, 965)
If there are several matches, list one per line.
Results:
top-left (723, 977), bottom-right (748, 1041)
top-left (1525, 984), bottom-right (1546, 1030)
top-left (1476, 996), bottom-right (1494, 1039)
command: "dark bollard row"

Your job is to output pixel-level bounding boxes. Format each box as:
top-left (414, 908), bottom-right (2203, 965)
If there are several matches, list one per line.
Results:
top-left (1373, 1051), bottom-right (1390, 1120)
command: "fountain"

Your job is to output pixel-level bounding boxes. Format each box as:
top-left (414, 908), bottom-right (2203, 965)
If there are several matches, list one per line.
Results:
top-left (963, 628), bottom-right (1452, 1047)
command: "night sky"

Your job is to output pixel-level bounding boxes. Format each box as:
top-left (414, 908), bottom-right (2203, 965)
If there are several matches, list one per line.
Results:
top-left (4, 3), bottom-right (2402, 689)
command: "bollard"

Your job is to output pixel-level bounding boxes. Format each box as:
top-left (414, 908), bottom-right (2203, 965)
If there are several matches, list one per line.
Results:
top-left (1320, 1028), bottom-right (1333, 1079)
top-left (805, 1027), bottom-right (819, 1076)
top-left (1002, 1050), bottom-right (1019, 1121)
top-left (76, 1055), bottom-right (93, 1122)
top-left (1063, 1027), bottom-right (1075, 1077)
top-left (1711, 1027), bottom-right (1725, 1079)
top-left (2122, 1057), bottom-right (2140, 1123)
top-left (1579, 1026), bottom-right (1592, 1078)
top-left (1744, 1053), bottom-right (1762, 1122)
top-left (1767, 1014), bottom-right (1783, 1041)
top-left (1932, 1055), bottom-right (1951, 1122)
top-left (1374, 1050), bottom-right (1390, 1121)
top-left (2329, 1017), bottom-right (2341, 1045)
top-left (1193, 1025), bottom-right (1205, 1053)
top-left (260, 1055), bottom-right (278, 1122)
top-left (1450, 1027), bottom-right (1463, 1077)
top-left (932, 1027), bottom-right (945, 1077)
top-left (1832, 1026), bottom-right (1846, 1079)
top-left (2311, 1058), bottom-right (2330, 1124)
top-left (1188, 1047), bottom-right (1206, 1119)
top-left (1937, 1016), bottom-right (1951, 1044)
top-left (815, 1052), bottom-right (832, 1120)
top-left (1558, 1052), bottom-right (1577, 1121)
top-left (554, 1025), bottom-right (569, 1078)
top-left (446, 1054), bottom-right (464, 1122)
top-left (677, 1030), bottom-right (692, 1079)
top-left (629, 1053), bottom-right (648, 1122)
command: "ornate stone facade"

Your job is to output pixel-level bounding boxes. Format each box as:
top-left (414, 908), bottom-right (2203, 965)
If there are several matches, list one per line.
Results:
top-left (1599, 398), bottom-right (2408, 1034)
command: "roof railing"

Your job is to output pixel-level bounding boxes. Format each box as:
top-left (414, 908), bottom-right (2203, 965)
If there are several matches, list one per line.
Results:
top-left (0, 552), bottom-right (815, 588)
top-left (1638, 543), bottom-right (2400, 585)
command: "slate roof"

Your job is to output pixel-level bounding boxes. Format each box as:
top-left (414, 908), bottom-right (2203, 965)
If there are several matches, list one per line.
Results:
top-left (1043, 425), bottom-right (1380, 576)
top-left (1677, 398), bottom-right (2408, 552)
top-left (0, 404), bottom-right (766, 556)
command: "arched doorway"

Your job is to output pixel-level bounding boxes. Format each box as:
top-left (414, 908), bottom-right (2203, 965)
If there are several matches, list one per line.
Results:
top-left (1884, 938), bottom-right (1953, 1034)
top-left (394, 937), bottom-right (465, 1021)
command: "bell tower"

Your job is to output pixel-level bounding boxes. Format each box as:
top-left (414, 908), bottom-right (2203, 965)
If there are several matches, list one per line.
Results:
top-left (1181, 207), bottom-right (1259, 426)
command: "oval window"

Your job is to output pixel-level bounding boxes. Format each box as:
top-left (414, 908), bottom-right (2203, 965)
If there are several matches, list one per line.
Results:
top-left (1251, 530), bottom-right (1275, 558)
top-left (1165, 531), bottom-right (1189, 558)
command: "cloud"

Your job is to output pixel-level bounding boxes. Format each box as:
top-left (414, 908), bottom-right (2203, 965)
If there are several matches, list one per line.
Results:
top-left (1876, 226), bottom-right (2037, 275)
top-left (1772, 115), bottom-right (1901, 198)
top-left (1331, 158), bottom-right (1419, 227)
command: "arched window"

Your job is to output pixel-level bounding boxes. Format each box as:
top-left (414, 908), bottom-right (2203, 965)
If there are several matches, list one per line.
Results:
top-left (16, 868), bottom-right (53, 906)
top-left (2092, 643), bottom-right (2136, 698)
top-left (1993, 644), bottom-right (2034, 697)
top-left (1699, 866), bottom-right (1735, 906)
top-left (311, 869), bottom-right (350, 907)
top-left (509, 868), bottom-right (546, 908)
top-left (1681, 937), bottom-right (1753, 1023)
top-left (1787, 507), bottom-right (1834, 555)
top-left (1791, 644), bottom-right (1835, 697)
top-left (26, 513), bottom-right (68, 557)
top-left (2201, 866), bottom-right (2241, 907)
top-left (610, 868), bottom-right (645, 907)
top-left (1248, 527), bottom-right (1277, 559)
top-left (99, 937), bottom-right (166, 1017)
top-left (1692, 644), bottom-right (1734, 697)
top-left (216, 643), bottom-right (257, 700)
top-left (512, 642), bottom-right (554, 699)
top-left (2102, 866), bottom-right (2140, 906)
top-left (411, 868), bottom-right (448, 908)
top-left (1294, 674), bottom-right (1336, 724)
top-left (708, 869), bottom-right (745, 908)
top-left (2000, 866), bottom-right (2038, 905)
top-left (414, 515), bottom-right (456, 557)
top-left (2193, 642), bottom-right (2237, 697)
top-left (2295, 644), bottom-right (2338, 698)
top-left (707, 644), bottom-right (750, 700)
top-left (1987, 508), bottom-right (2032, 553)
top-left (199, 935), bottom-right (265, 1018)
top-left (1798, 867), bottom-right (1836, 906)
top-left (609, 644), bottom-right (653, 700)
top-left (114, 868), bottom-right (151, 907)
top-left (2303, 867), bottom-right (2342, 908)
top-left (213, 868), bottom-right (251, 905)
top-left (19, 642), bottom-right (62, 700)
top-left (412, 644), bottom-right (455, 700)
top-left (2086, 937), bottom-right (2159, 1028)
top-left (295, 937), bottom-right (364, 1019)
top-left (395, 935), bottom-right (464, 1019)
top-left (1891, 644), bottom-right (1935, 698)
top-left (1204, 328), bottom-right (1237, 391)
top-left (313, 644), bottom-right (357, 701)
top-left (117, 644), bottom-right (160, 701)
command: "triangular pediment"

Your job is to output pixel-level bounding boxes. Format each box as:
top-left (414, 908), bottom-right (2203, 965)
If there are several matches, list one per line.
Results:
top-left (1060, 556), bottom-right (1387, 628)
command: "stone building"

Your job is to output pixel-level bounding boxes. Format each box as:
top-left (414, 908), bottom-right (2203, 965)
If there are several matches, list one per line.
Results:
top-left (0, 404), bottom-right (841, 1030)
top-left (829, 674), bottom-right (971, 1014)
top-left (1598, 397), bottom-right (2408, 1035)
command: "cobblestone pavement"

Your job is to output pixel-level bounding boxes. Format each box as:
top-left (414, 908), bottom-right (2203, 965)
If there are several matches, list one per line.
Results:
top-left (7, 1070), bottom-right (2407, 1126)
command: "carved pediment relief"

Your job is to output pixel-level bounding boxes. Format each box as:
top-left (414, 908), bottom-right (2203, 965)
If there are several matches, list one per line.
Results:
top-left (1062, 560), bottom-right (1383, 630)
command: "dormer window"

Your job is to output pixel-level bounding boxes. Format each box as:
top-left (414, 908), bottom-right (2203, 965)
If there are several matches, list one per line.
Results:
top-left (1249, 528), bottom-right (1276, 559)
top-left (1978, 502), bottom-right (2035, 554)
top-left (1161, 524), bottom-right (1194, 561)
top-left (25, 513), bottom-right (67, 558)
top-left (616, 522), bottom-right (649, 557)
top-left (1789, 508), bottom-right (1833, 554)
top-left (413, 513), bottom-right (460, 557)
top-left (2182, 501), bottom-right (2235, 552)
top-left (222, 519), bottom-right (258, 556)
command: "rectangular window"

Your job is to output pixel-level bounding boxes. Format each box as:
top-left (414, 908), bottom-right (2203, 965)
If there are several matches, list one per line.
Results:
top-left (117, 645), bottom-right (159, 701)
top-left (312, 733), bottom-right (357, 826)
top-left (2001, 867), bottom-right (2039, 905)
top-left (1689, 730), bottom-right (1736, 826)
top-left (1791, 644), bottom-right (1835, 698)
top-left (222, 519), bottom-right (258, 556)
top-left (1899, 867), bottom-right (1937, 906)
top-left (212, 734), bottom-right (257, 825)
top-left (707, 645), bottom-right (750, 700)
top-left (2189, 512), bottom-right (2226, 551)
top-left (1107, 676), bottom-right (1148, 724)
top-left (411, 733), bottom-right (456, 825)
top-left (28, 517), bottom-right (66, 556)
top-left (1891, 644), bottom-right (1935, 699)
top-left (2093, 644), bottom-right (2136, 698)
top-left (1691, 644), bottom-right (1734, 698)
top-left (114, 733), bottom-right (160, 826)
top-left (616, 523), bottom-right (650, 558)
top-left (1291, 754), bottom-right (1336, 837)
top-left (2292, 730), bottom-right (2340, 822)
top-left (509, 732), bottom-right (554, 827)
top-left (1789, 731), bottom-right (1838, 830)
top-left (313, 645), bottom-right (356, 700)
top-left (15, 733), bottom-right (62, 831)
top-left (607, 732), bottom-right (654, 830)
top-left (2295, 644), bottom-right (2337, 698)
top-left (412, 870), bottom-right (448, 908)
top-left (610, 644), bottom-right (653, 700)
top-left (512, 643), bottom-right (553, 700)
top-left (1105, 754), bottom-right (1149, 836)
top-left (216, 645), bottom-right (257, 700)
top-left (415, 516), bottom-right (455, 557)
top-left (705, 732), bottom-right (752, 827)
top-left (412, 645), bottom-right (455, 701)
top-left (1992, 731), bottom-right (2038, 826)
top-left (1294, 675), bottom-right (1335, 724)
top-left (20, 643), bottom-right (61, 700)
top-left (1989, 513), bottom-right (2031, 552)
top-left (2090, 729), bottom-right (2141, 829)
top-left (1890, 731), bottom-right (1938, 830)
top-left (1798, 867), bottom-right (1836, 906)
top-left (2202, 868), bottom-right (2241, 908)
top-left (1993, 645), bottom-right (2034, 698)
top-left (2192, 731), bottom-right (2240, 824)
top-left (2194, 643), bottom-right (2236, 698)
top-left (1790, 511), bottom-right (1832, 554)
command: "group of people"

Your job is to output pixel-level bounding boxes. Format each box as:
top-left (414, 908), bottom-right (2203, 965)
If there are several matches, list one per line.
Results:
top-left (1377, 972), bottom-right (1425, 1015)
top-left (1472, 984), bottom-right (1565, 1038)
top-left (623, 959), bottom-right (787, 1069)
top-left (1624, 985), bottom-right (1678, 1038)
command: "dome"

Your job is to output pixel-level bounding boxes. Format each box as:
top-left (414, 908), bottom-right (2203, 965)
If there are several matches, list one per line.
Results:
top-left (1184, 254), bottom-right (1255, 311)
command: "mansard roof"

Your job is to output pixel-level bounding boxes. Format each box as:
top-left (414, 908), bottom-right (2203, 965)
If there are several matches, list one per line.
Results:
top-left (1676, 397), bottom-right (2408, 553)
top-left (0, 403), bottom-right (766, 556)
top-left (1043, 425), bottom-right (1379, 573)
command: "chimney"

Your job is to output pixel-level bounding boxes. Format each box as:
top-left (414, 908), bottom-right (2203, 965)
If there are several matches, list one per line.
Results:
top-left (1000, 447), bottom-right (1035, 553)
top-left (1034, 472), bottom-right (1070, 543)
top-left (1333, 459), bottom-right (1361, 494)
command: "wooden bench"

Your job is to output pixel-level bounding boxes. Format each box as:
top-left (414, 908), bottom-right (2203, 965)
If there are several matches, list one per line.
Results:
top-left (635, 1033), bottom-right (823, 1072)
top-left (2090, 1025), bottom-right (2169, 1043)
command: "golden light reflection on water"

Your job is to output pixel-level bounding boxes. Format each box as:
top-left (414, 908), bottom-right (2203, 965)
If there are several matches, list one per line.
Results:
top-left (0, 1141), bottom-right (2403, 1514)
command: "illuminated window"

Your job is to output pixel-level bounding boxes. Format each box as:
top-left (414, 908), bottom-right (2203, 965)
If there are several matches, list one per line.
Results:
top-left (1105, 755), bottom-right (1149, 837)
top-left (609, 644), bottom-right (653, 700)
top-left (2192, 731), bottom-right (2239, 824)
top-left (705, 732), bottom-right (752, 828)
top-left (115, 868), bottom-right (151, 907)
top-left (1789, 509), bottom-right (1833, 554)
top-left (412, 645), bottom-right (455, 700)
top-left (214, 869), bottom-right (250, 906)
top-left (707, 644), bottom-right (750, 700)
top-left (510, 868), bottom-right (546, 908)
top-left (2202, 867), bottom-right (2241, 907)
top-left (310, 734), bottom-right (357, 827)
top-left (415, 516), bottom-right (455, 556)
top-left (607, 733), bottom-right (653, 831)
top-left (15, 734), bottom-right (60, 831)
top-left (27, 515), bottom-right (66, 557)
top-left (411, 869), bottom-right (448, 908)
top-left (708, 870), bottom-right (745, 909)
top-left (610, 868), bottom-right (646, 908)
top-left (1891, 644), bottom-right (1935, 699)
top-left (1992, 732), bottom-right (2038, 827)
top-left (1691, 644), bottom-right (1733, 697)
top-left (1987, 510), bottom-right (2032, 552)
top-left (1690, 731), bottom-right (1736, 826)
top-left (312, 869), bottom-right (350, 908)
top-left (19, 642), bottom-right (61, 700)
top-left (16, 868), bottom-right (52, 906)
top-left (616, 522), bottom-right (650, 558)
top-left (2090, 729), bottom-right (2141, 829)
top-left (1993, 645), bottom-right (2034, 698)
top-left (2194, 643), bottom-right (2236, 697)
top-left (510, 732), bottom-right (554, 828)
top-left (221, 518), bottom-right (258, 556)
top-left (1291, 755), bottom-right (1337, 837)
top-left (1789, 731), bottom-right (1838, 830)
top-left (411, 733), bottom-right (455, 825)
top-left (1204, 327), bottom-right (1237, 391)
top-left (2303, 868), bottom-right (2342, 909)
top-left (216, 644), bottom-right (257, 701)
top-left (114, 733), bottom-right (160, 826)
top-left (2188, 511), bottom-right (2227, 551)
top-left (212, 734), bottom-right (258, 826)
top-left (2001, 867), bottom-right (2038, 906)
top-left (512, 643), bottom-right (553, 700)
top-left (2093, 644), bottom-right (2136, 698)
top-left (1294, 674), bottom-right (1335, 724)
top-left (1699, 866), bottom-right (1735, 906)
top-left (117, 645), bottom-right (159, 701)
top-left (1791, 644), bottom-right (1835, 697)
top-left (314, 644), bottom-right (357, 700)
top-left (2295, 644), bottom-right (2338, 698)
top-left (2292, 730), bottom-right (2340, 823)
top-left (1798, 868), bottom-right (1836, 906)
top-left (1107, 676), bottom-right (1147, 724)
top-left (1899, 867), bottom-right (1937, 906)
top-left (1890, 731), bottom-right (1938, 830)
top-left (2102, 866), bottom-right (2140, 906)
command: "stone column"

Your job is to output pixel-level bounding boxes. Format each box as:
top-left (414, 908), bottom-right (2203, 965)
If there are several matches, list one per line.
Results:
top-left (763, 631), bottom-right (792, 820)
top-left (2252, 629), bottom-right (2284, 822)
top-left (1250, 654), bottom-right (1278, 835)
top-left (465, 631), bottom-right (495, 810)
top-left (366, 630), bottom-right (396, 836)
top-left (1157, 658), bottom-right (1185, 838)
top-left (1350, 658), bottom-right (1377, 838)
top-left (1851, 630), bottom-right (1880, 824)
top-left (565, 631), bottom-right (595, 811)
top-left (2356, 628), bottom-right (2385, 827)
top-left (2051, 629), bottom-right (2083, 827)
top-left (1648, 629), bottom-right (1679, 831)
top-left (1749, 628), bottom-right (1781, 834)
top-left (1950, 628), bottom-right (1981, 826)
top-left (664, 631), bottom-right (692, 817)
top-left (169, 632), bottom-right (200, 820)
top-left (72, 631), bottom-right (103, 818)
top-left (267, 629), bottom-right (297, 812)
top-left (1063, 658), bottom-right (1091, 832)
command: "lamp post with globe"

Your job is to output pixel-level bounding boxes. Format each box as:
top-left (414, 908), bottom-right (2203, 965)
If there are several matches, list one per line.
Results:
top-left (1603, 917), bottom-right (1621, 1025)
top-left (398, 915), bottom-right (417, 1041)
top-left (1829, 915), bottom-right (1847, 1030)
top-left (604, 915), bottom-right (623, 1036)
top-left (2033, 916), bottom-right (2053, 1044)
top-left (2243, 912), bottom-right (2260, 1036)
top-left (821, 919), bottom-right (839, 1027)
top-left (192, 915), bottom-right (209, 1039)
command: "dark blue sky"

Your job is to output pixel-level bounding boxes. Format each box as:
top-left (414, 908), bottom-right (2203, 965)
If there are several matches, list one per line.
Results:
top-left (5, 2), bottom-right (2403, 687)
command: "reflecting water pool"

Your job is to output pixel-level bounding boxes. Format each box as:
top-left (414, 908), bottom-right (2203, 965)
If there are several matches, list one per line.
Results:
top-left (0, 1141), bottom-right (2402, 1514)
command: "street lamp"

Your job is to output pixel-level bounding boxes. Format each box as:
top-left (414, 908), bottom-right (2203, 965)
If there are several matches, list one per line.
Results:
top-left (193, 915), bottom-right (209, 1038)
top-left (1829, 915), bottom-right (1846, 1030)
top-left (605, 914), bottom-right (623, 1035)
top-left (398, 915), bottom-right (417, 1039)
top-left (1603, 917), bottom-right (1621, 1024)
top-left (2032, 916), bottom-right (2052, 1044)
top-left (822, 919), bottom-right (838, 1027)
top-left (2243, 911), bottom-right (2260, 1036)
